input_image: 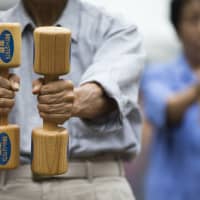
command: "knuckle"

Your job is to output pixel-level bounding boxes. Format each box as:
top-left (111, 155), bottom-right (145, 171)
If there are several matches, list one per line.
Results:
top-left (0, 98), bottom-right (13, 107)
top-left (12, 74), bottom-right (20, 81)
top-left (44, 104), bottom-right (49, 110)
top-left (0, 98), bottom-right (5, 106)
top-left (40, 87), bottom-right (46, 94)
top-left (0, 89), bottom-right (7, 98)
top-left (48, 105), bottom-right (54, 113)
top-left (65, 103), bottom-right (73, 110)
top-left (16, 75), bottom-right (20, 82)
top-left (39, 112), bottom-right (46, 119)
top-left (39, 95), bottom-right (45, 103)
top-left (66, 93), bottom-right (75, 102)
top-left (65, 80), bottom-right (74, 89)
top-left (39, 104), bottom-right (49, 112)
top-left (38, 95), bottom-right (47, 104)
top-left (43, 85), bottom-right (50, 91)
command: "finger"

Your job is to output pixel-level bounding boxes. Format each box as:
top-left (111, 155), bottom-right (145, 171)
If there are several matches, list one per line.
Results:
top-left (0, 88), bottom-right (15, 99)
top-left (40, 80), bottom-right (73, 95)
top-left (38, 90), bottom-right (68, 104)
top-left (9, 74), bottom-right (20, 91)
top-left (39, 112), bottom-right (71, 124)
top-left (38, 90), bottom-right (74, 104)
top-left (0, 98), bottom-right (14, 107)
top-left (32, 78), bottom-right (44, 94)
top-left (0, 76), bottom-right (11, 90)
top-left (38, 103), bottom-right (73, 114)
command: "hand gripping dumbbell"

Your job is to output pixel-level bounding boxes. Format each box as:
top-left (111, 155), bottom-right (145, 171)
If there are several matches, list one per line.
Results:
top-left (0, 23), bottom-right (21, 170)
top-left (31, 27), bottom-right (71, 176)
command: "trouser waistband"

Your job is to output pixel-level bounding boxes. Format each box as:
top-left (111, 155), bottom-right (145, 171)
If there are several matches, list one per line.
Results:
top-left (0, 159), bottom-right (125, 184)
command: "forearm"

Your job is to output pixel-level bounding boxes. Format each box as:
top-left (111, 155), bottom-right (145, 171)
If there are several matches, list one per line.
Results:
top-left (72, 83), bottom-right (118, 119)
top-left (167, 85), bottom-right (199, 125)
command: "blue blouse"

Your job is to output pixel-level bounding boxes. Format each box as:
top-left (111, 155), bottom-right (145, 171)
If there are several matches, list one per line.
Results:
top-left (141, 54), bottom-right (200, 200)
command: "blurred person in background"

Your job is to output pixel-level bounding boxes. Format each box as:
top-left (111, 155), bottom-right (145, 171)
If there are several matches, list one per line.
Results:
top-left (141, 0), bottom-right (200, 199)
top-left (0, 0), bottom-right (145, 199)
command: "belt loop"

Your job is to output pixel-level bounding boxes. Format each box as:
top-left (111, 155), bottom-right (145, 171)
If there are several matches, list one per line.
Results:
top-left (86, 160), bottom-right (93, 182)
top-left (118, 160), bottom-right (125, 177)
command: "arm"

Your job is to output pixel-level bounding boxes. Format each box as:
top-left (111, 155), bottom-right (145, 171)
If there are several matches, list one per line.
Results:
top-left (33, 17), bottom-right (145, 132)
top-left (141, 68), bottom-right (200, 128)
top-left (77, 21), bottom-right (145, 132)
top-left (167, 84), bottom-right (200, 125)
top-left (72, 83), bottom-right (117, 119)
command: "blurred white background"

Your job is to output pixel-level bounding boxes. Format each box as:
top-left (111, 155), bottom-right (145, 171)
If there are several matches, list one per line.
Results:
top-left (0, 0), bottom-right (180, 63)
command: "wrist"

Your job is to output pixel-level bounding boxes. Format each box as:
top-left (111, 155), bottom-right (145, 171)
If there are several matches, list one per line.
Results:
top-left (71, 87), bottom-right (81, 117)
top-left (71, 83), bottom-right (104, 118)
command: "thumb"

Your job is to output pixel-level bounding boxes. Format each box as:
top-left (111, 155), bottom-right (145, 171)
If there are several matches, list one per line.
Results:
top-left (9, 74), bottom-right (20, 91)
top-left (32, 78), bottom-right (44, 94)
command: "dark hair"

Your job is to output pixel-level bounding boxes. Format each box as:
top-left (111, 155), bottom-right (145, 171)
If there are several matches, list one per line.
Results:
top-left (170, 0), bottom-right (190, 31)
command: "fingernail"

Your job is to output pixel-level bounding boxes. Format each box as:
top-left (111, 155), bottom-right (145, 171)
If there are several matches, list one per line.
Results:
top-left (13, 82), bottom-right (19, 90)
top-left (33, 85), bottom-right (40, 93)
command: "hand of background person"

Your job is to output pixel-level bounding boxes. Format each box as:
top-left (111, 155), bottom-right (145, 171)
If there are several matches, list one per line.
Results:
top-left (195, 81), bottom-right (200, 99)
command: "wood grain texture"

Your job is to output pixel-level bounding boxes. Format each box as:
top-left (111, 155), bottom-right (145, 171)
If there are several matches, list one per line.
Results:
top-left (32, 128), bottom-right (69, 175)
top-left (34, 26), bottom-right (71, 75)
top-left (32, 27), bottom-right (71, 176)
top-left (0, 23), bottom-right (21, 170)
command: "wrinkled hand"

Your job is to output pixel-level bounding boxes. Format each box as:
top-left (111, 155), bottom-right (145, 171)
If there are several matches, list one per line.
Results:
top-left (32, 79), bottom-right (74, 124)
top-left (0, 74), bottom-right (20, 114)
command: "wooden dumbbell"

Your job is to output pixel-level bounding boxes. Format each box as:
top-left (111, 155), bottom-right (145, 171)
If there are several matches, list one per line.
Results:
top-left (31, 27), bottom-right (71, 176)
top-left (0, 23), bottom-right (21, 170)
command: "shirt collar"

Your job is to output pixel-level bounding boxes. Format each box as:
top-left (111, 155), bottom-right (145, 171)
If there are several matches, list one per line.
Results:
top-left (7, 0), bottom-right (80, 42)
top-left (55, 0), bottom-right (80, 42)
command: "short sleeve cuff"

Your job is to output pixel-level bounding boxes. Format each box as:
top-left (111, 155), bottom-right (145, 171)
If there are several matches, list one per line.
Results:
top-left (144, 91), bottom-right (172, 128)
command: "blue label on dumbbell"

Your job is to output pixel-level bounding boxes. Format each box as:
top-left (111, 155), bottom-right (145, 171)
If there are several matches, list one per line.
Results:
top-left (0, 133), bottom-right (11, 165)
top-left (0, 30), bottom-right (14, 63)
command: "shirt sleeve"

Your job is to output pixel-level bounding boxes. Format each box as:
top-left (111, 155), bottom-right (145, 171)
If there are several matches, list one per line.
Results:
top-left (80, 16), bottom-right (145, 134)
top-left (140, 68), bottom-right (174, 128)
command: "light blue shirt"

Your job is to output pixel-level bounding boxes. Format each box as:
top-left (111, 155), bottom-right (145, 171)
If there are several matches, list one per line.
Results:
top-left (0, 0), bottom-right (145, 161)
top-left (141, 54), bottom-right (200, 200)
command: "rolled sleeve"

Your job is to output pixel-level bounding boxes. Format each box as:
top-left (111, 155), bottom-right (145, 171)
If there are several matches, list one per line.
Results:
top-left (140, 69), bottom-right (173, 128)
top-left (80, 69), bottom-right (124, 133)
top-left (80, 21), bottom-right (145, 134)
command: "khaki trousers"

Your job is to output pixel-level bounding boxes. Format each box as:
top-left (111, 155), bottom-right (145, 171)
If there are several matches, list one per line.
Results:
top-left (0, 160), bottom-right (135, 200)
